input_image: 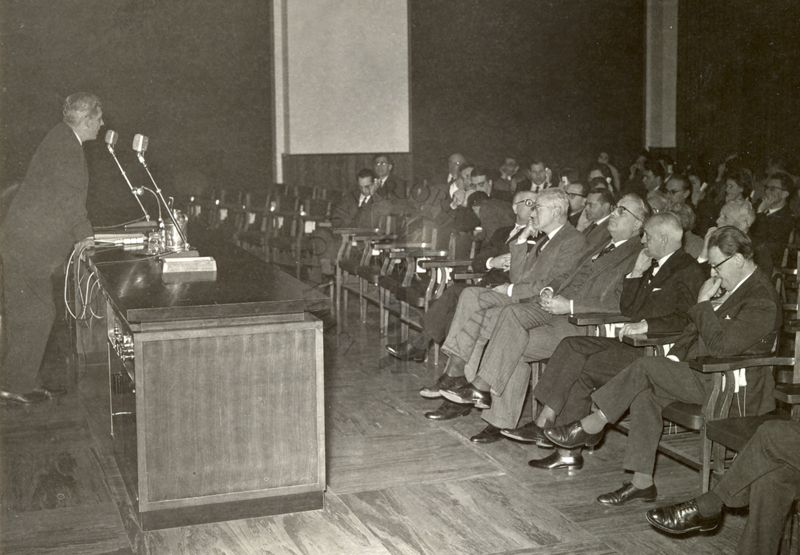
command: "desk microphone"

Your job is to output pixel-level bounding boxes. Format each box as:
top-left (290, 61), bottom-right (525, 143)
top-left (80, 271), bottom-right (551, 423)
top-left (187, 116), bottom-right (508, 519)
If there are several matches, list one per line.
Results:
top-left (132, 134), bottom-right (149, 155)
top-left (105, 129), bottom-right (150, 221)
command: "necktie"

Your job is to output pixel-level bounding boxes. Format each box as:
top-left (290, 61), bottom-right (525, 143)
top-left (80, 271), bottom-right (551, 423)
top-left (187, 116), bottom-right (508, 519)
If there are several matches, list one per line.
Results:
top-left (583, 221), bottom-right (597, 235)
top-left (359, 195), bottom-right (370, 207)
top-left (646, 258), bottom-right (660, 284)
top-left (594, 242), bottom-right (615, 259)
top-left (530, 233), bottom-right (550, 255)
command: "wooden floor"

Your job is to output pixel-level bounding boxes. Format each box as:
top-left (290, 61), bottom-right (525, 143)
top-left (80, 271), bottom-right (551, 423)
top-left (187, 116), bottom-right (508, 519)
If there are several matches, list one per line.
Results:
top-left (1, 303), bottom-right (748, 554)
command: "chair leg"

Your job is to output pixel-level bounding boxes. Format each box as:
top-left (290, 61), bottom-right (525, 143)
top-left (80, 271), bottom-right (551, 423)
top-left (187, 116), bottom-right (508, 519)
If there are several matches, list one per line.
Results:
top-left (530, 362), bottom-right (543, 418)
top-left (342, 271), bottom-right (349, 316)
top-left (400, 301), bottom-right (409, 341)
top-left (378, 287), bottom-right (386, 335)
top-left (434, 344), bottom-right (439, 366)
top-left (335, 266), bottom-right (342, 325)
top-left (701, 429), bottom-right (712, 493)
top-left (359, 279), bottom-right (367, 322)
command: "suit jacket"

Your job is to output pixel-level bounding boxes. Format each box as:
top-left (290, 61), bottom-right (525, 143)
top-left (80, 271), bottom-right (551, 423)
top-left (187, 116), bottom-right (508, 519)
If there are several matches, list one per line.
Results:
top-left (552, 237), bottom-right (642, 314)
top-left (583, 218), bottom-right (611, 255)
top-left (750, 204), bottom-right (793, 267)
top-left (619, 249), bottom-right (706, 334)
top-left (476, 197), bottom-right (515, 238)
top-left (473, 225), bottom-right (524, 286)
top-left (411, 180), bottom-right (452, 220)
top-left (568, 210), bottom-right (582, 228)
top-left (0, 122), bottom-right (92, 271)
top-left (669, 269), bottom-right (780, 361)
top-left (509, 223), bottom-right (587, 301)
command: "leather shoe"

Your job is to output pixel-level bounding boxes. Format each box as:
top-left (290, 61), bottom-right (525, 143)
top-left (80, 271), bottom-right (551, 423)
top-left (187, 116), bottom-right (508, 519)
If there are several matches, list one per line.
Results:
top-left (424, 400), bottom-right (471, 420)
top-left (544, 420), bottom-right (603, 449)
top-left (470, 424), bottom-right (502, 443)
top-left (597, 482), bottom-right (658, 506)
top-left (385, 340), bottom-right (427, 362)
top-left (528, 450), bottom-right (583, 470)
top-left (0, 390), bottom-right (39, 404)
top-left (501, 421), bottom-right (553, 448)
top-left (440, 383), bottom-right (491, 409)
top-left (646, 499), bottom-right (722, 535)
top-left (419, 374), bottom-right (467, 399)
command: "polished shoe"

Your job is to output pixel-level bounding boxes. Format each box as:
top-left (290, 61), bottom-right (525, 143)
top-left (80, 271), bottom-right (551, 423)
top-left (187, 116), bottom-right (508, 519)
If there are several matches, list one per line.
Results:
top-left (440, 383), bottom-right (491, 409)
top-left (500, 421), bottom-right (553, 448)
top-left (0, 390), bottom-right (38, 404)
top-left (470, 424), bottom-right (502, 443)
top-left (419, 374), bottom-right (467, 399)
top-left (528, 450), bottom-right (583, 470)
top-left (424, 400), bottom-right (472, 420)
top-left (597, 482), bottom-right (658, 506)
top-left (544, 420), bottom-right (603, 449)
top-left (646, 500), bottom-right (722, 535)
top-left (385, 340), bottom-right (427, 362)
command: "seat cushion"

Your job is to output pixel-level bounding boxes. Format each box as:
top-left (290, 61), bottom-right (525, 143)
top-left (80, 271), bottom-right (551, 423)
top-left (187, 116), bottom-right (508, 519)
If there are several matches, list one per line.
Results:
top-left (662, 402), bottom-right (704, 430)
top-left (705, 414), bottom-right (788, 451)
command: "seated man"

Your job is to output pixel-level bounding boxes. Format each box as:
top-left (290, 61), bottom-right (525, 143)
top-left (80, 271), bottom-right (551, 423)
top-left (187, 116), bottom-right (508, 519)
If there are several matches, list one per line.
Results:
top-left (441, 194), bottom-right (649, 443)
top-left (580, 186), bottom-right (615, 252)
top-left (750, 171), bottom-right (795, 269)
top-left (545, 227), bottom-right (780, 505)
top-left (646, 419), bottom-right (800, 555)
top-left (512, 213), bottom-right (704, 468)
top-left (385, 190), bottom-right (534, 364)
top-left (421, 189), bottom-right (587, 419)
top-left (565, 181), bottom-right (588, 228)
top-left (698, 199), bottom-right (773, 274)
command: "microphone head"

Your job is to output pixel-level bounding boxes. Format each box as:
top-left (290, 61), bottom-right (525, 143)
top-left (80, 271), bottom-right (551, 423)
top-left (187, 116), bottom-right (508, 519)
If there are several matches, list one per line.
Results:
top-left (104, 129), bottom-right (118, 149)
top-left (132, 134), bottom-right (149, 154)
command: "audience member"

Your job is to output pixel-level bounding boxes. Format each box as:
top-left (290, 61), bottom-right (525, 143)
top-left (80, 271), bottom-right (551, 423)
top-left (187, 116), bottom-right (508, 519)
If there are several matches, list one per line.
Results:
top-left (565, 181), bottom-right (588, 227)
top-left (578, 187), bottom-right (614, 250)
top-left (750, 171), bottom-right (795, 269)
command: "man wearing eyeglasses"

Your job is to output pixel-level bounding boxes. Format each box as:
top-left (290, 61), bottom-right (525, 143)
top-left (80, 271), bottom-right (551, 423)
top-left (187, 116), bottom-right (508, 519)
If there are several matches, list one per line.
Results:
top-left (750, 171), bottom-right (795, 268)
top-left (663, 175), bottom-right (692, 208)
top-left (565, 182), bottom-right (588, 227)
top-left (418, 189), bottom-right (586, 421)
top-left (441, 194), bottom-right (648, 442)
top-left (543, 227), bottom-right (779, 506)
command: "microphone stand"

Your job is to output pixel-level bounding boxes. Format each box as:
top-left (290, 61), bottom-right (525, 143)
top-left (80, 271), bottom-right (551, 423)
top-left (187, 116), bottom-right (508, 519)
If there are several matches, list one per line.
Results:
top-left (135, 151), bottom-right (196, 256)
top-left (107, 144), bottom-right (153, 228)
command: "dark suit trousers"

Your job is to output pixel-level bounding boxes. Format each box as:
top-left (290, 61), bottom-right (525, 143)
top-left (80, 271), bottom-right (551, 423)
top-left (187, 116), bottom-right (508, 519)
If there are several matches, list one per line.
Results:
top-left (1, 254), bottom-right (57, 392)
top-left (713, 420), bottom-right (800, 555)
top-left (592, 356), bottom-right (711, 476)
top-left (534, 336), bottom-right (645, 426)
top-left (422, 283), bottom-right (467, 344)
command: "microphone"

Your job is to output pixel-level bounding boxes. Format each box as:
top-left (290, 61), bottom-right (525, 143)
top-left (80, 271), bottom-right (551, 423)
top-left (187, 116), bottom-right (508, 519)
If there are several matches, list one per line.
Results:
top-left (132, 134), bottom-right (149, 154)
top-left (104, 129), bottom-right (118, 151)
top-left (104, 129), bottom-right (151, 222)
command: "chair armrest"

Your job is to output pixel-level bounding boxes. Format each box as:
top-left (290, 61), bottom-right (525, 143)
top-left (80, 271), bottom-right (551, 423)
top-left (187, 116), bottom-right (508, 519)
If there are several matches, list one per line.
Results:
top-left (333, 227), bottom-right (380, 236)
top-left (622, 332), bottom-right (682, 347)
top-left (568, 313), bottom-right (631, 326)
top-left (419, 259), bottom-right (474, 269)
top-left (774, 384), bottom-right (800, 405)
top-left (688, 354), bottom-right (793, 373)
top-left (453, 272), bottom-right (486, 281)
top-left (373, 241), bottom-right (433, 251)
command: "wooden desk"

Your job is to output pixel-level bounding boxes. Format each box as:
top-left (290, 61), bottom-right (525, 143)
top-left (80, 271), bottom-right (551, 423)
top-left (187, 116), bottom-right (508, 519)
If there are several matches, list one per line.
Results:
top-left (83, 237), bottom-right (327, 530)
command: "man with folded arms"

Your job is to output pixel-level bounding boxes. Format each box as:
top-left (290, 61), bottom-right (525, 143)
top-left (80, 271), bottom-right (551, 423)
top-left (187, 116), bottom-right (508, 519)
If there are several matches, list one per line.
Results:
top-left (646, 419), bottom-right (800, 555)
top-left (511, 213), bottom-right (704, 468)
top-left (544, 227), bottom-right (779, 505)
top-left (422, 188), bottom-right (586, 421)
top-left (441, 194), bottom-right (649, 443)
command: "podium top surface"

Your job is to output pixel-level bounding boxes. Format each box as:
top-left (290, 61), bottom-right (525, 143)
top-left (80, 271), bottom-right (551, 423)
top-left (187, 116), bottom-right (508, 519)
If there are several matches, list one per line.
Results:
top-left (89, 232), bottom-right (328, 324)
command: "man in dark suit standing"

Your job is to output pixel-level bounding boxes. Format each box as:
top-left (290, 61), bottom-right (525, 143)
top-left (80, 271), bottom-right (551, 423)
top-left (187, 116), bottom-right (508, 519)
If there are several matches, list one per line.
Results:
top-left (0, 92), bottom-right (103, 403)
top-left (513, 214), bottom-right (705, 469)
top-left (442, 194), bottom-right (650, 442)
top-left (545, 227), bottom-right (779, 505)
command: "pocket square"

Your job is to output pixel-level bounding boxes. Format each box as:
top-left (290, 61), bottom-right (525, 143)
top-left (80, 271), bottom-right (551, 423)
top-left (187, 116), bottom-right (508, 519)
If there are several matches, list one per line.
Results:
top-left (651, 287), bottom-right (663, 292)
top-left (724, 315), bottom-right (732, 320)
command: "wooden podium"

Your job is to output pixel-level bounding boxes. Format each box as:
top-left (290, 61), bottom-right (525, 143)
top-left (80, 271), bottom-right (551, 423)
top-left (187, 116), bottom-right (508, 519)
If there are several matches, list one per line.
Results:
top-left (82, 236), bottom-right (327, 530)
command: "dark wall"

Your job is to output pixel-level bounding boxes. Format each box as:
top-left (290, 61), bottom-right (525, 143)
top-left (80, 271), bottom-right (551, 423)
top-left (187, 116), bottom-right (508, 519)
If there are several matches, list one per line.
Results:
top-left (677, 0), bottom-right (800, 172)
top-left (409, 0), bottom-right (646, 184)
top-left (1, 0), bottom-right (272, 225)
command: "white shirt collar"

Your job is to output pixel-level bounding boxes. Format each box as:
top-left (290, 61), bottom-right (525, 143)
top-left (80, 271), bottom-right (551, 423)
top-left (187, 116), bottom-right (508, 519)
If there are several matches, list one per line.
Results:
top-left (652, 250), bottom-right (676, 275)
top-left (594, 213), bottom-right (611, 225)
top-left (71, 127), bottom-right (83, 144)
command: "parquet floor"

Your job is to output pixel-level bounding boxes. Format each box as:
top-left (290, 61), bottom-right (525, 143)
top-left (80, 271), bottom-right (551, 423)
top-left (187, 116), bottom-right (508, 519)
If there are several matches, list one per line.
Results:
top-left (1, 304), bottom-right (747, 554)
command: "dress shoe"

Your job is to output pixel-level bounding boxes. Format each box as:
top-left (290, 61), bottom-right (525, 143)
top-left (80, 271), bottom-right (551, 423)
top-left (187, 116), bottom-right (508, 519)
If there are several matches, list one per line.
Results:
top-left (646, 500), bottom-right (722, 535)
top-left (424, 400), bottom-right (471, 420)
top-left (0, 390), bottom-right (39, 404)
top-left (544, 420), bottom-right (603, 449)
top-left (470, 424), bottom-right (502, 443)
top-left (597, 482), bottom-right (658, 506)
top-left (440, 383), bottom-right (492, 409)
top-left (528, 450), bottom-right (583, 470)
top-left (500, 421), bottom-right (553, 448)
top-left (385, 340), bottom-right (427, 362)
top-left (419, 374), bottom-right (467, 399)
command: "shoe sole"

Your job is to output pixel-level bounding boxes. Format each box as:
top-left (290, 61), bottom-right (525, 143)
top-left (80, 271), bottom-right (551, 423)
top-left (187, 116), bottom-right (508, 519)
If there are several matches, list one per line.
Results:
top-left (528, 463), bottom-right (583, 470)
top-left (419, 390), bottom-right (442, 399)
top-left (645, 514), bottom-right (720, 535)
top-left (597, 496), bottom-right (657, 506)
top-left (439, 390), bottom-right (473, 405)
top-left (500, 430), bottom-right (554, 448)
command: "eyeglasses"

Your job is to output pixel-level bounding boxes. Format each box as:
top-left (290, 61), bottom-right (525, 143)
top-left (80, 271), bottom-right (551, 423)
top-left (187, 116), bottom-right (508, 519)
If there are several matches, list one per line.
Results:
top-left (765, 184), bottom-right (786, 192)
top-left (566, 192), bottom-right (586, 198)
top-left (514, 198), bottom-right (536, 208)
top-left (711, 254), bottom-right (734, 272)
top-left (614, 205), bottom-right (644, 222)
top-left (665, 189), bottom-right (685, 195)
